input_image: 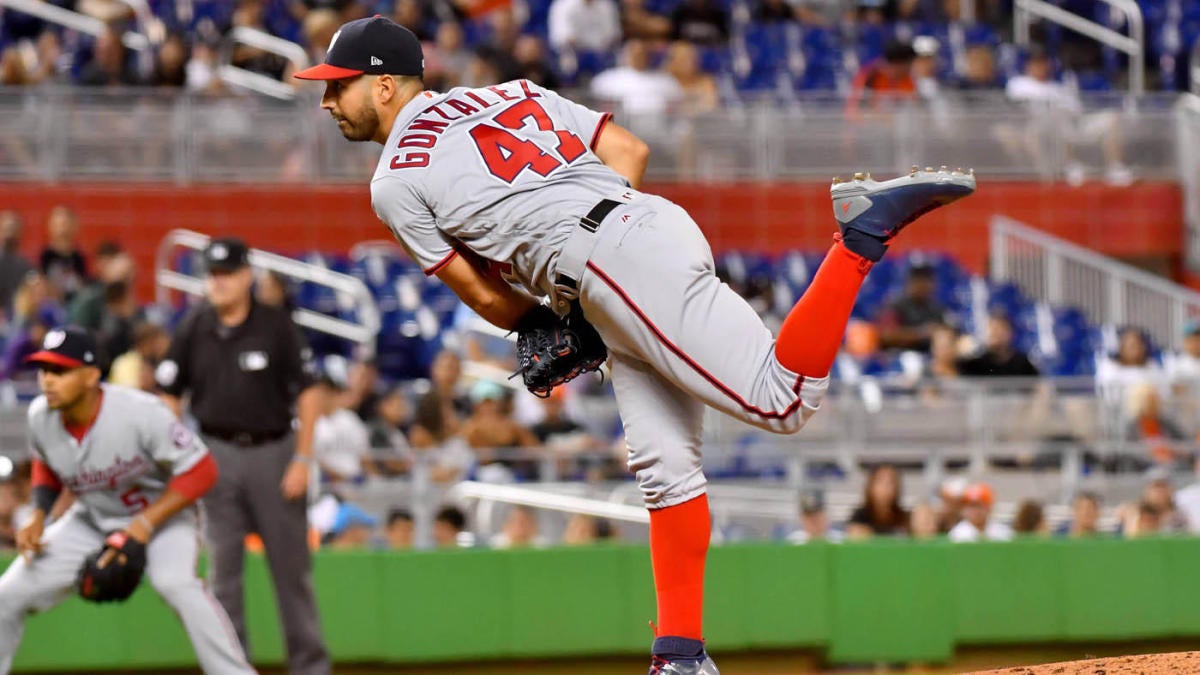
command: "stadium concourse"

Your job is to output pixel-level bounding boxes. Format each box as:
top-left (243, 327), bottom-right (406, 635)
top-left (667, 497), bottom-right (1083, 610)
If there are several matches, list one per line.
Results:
top-left (3, 0), bottom-right (1200, 671)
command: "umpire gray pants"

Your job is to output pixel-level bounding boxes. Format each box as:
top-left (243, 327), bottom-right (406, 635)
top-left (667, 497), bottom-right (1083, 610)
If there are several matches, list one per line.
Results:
top-left (202, 434), bottom-right (330, 675)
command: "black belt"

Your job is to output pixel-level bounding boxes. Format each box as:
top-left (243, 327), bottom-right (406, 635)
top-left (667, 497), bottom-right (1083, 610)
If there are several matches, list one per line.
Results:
top-left (555, 198), bottom-right (622, 293)
top-left (200, 427), bottom-right (289, 447)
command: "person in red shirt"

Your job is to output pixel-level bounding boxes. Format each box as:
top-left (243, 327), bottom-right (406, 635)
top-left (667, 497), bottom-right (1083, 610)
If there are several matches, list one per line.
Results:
top-left (847, 40), bottom-right (917, 117)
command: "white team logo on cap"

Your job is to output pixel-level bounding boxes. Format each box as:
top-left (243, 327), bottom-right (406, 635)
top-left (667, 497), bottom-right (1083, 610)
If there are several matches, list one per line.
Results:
top-left (210, 243), bottom-right (228, 260)
top-left (43, 330), bottom-right (66, 349)
top-left (370, 56), bottom-right (383, 66)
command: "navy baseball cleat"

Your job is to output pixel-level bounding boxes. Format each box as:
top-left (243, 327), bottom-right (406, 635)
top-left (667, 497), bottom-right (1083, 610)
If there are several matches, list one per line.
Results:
top-left (831, 166), bottom-right (976, 243)
top-left (648, 637), bottom-right (720, 674)
top-left (648, 654), bottom-right (720, 674)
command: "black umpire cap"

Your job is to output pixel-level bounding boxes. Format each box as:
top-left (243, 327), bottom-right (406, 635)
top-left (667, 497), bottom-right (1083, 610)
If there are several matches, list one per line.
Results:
top-left (204, 237), bottom-right (250, 274)
top-left (293, 16), bottom-right (424, 81)
top-left (25, 327), bottom-right (100, 370)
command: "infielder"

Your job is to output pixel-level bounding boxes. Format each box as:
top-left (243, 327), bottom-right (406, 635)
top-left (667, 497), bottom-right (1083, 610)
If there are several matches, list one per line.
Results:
top-left (296, 17), bottom-right (974, 673)
top-left (0, 327), bottom-right (255, 675)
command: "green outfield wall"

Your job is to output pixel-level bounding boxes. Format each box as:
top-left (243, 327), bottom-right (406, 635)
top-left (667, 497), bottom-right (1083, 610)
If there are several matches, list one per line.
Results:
top-left (8, 537), bottom-right (1200, 671)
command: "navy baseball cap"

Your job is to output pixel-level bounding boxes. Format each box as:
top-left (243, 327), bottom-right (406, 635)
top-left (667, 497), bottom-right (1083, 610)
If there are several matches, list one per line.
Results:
top-left (294, 16), bottom-right (424, 81)
top-left (26, 327), bottom-right (99, 370)
top-left (204, 237), bottom-right (249, 273)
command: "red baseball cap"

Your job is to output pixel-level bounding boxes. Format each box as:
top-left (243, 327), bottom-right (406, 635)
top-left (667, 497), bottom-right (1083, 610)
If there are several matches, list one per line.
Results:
top-left (294, 16), bottom-right (424, 81)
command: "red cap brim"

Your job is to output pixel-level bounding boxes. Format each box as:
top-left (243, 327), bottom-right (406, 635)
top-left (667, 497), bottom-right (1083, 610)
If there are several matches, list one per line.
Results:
top-left (294, 64), bottom-right (366, 81)
top-left (25, 351), bottom-right (85, 369)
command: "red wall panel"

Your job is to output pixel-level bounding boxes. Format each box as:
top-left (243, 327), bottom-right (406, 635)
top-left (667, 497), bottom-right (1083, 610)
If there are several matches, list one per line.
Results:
top-left (1, 181), bottom-right (1183, 302)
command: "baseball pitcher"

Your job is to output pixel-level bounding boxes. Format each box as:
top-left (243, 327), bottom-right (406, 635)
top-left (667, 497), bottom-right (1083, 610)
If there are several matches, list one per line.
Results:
top-left (0, 328), bottom-right (255, 675)
top-left (296, 17), bottom-right (974, 673)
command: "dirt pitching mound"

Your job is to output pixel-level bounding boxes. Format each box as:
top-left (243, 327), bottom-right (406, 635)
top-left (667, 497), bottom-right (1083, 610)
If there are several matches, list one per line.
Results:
top-left (967, 651), bottom-right (1200, 674)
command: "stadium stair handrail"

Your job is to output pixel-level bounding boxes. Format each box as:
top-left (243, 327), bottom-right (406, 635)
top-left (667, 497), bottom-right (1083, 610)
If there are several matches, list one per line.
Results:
top-left (1013, 0), bottom-right (1145, 95)
top-left (0, 0), bottom-right (151, 51)
top-left (216, 26), bottom-right (311, 100)
top-left (154, 228), bottom-right (382, 355)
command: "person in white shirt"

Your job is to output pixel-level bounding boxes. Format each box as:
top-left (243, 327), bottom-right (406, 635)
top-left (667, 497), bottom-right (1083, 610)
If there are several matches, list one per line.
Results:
top-left (548, 0), bottom-right (622, 53)
top-left (1003, 46), bottom-right (1131, 186)
top-left (590, 39), bottom-right (683, 119)
top-left (948, 483), bottom-right (1014, 542)
top-left (312, 378), bottom-right (372, 481)
top-left (1164, 321), bottom-right (1200, 430)
top-left (1096, 327), bottom-right (1168, 417)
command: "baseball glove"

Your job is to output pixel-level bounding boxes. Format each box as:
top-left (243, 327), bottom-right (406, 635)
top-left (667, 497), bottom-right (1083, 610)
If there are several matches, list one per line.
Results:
top-left (513, 303), bottom-right (607, 397)
top-left (76, 531), bottom-right (147, 603)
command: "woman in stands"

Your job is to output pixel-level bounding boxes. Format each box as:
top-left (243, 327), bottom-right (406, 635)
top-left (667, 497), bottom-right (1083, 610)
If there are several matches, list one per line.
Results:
top-left (846, 464), bottom-right (911, 539)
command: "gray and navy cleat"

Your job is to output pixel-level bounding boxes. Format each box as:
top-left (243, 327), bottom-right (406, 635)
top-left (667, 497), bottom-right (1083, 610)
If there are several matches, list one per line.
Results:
top-left (648, 654), bottom-right (721, 674)
top-left (831, 166), bottom-right (976, 243)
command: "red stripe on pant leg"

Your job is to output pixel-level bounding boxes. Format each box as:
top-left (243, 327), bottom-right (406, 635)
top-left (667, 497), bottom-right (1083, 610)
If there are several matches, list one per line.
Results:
top-left (586, 261), bottom-right (804, 420)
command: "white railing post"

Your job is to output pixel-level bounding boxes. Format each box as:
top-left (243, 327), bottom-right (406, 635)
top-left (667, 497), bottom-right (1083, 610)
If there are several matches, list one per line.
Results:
top-left (1046, 250), bottom-right (1063, 305)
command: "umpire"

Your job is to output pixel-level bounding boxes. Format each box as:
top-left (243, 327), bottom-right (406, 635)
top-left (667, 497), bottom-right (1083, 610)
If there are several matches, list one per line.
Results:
top-left (157, 238), bottom-right (330, 674)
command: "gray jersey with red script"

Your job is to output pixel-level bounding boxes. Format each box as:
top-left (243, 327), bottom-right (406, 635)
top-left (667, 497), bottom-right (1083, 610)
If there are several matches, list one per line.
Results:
top-left (27, 383), bottom-right (208, 532)
top-left (370, 79), bottom-right (626, 295)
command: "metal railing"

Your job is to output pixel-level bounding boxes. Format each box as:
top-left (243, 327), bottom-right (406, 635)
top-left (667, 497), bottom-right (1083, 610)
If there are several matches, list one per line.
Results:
top-left (1013, 0), bottom-right (1145, 95)
top-left (0, 87), bottom-right (1179, 183)
top-left (217, 26), bottom-right (311, 101)
top-left (990, 215), bottom-right (1200, 352)
top-left (154, 228), bottom-right (382, 353)
top-left (0, 0), bottom-right (152, 51)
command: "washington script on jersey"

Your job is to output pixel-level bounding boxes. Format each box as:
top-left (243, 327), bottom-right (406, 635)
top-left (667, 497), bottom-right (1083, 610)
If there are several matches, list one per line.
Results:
top-left (388, 79), bottom-right (550, 170)
top-left (63, 455), bottom-right (151, 494)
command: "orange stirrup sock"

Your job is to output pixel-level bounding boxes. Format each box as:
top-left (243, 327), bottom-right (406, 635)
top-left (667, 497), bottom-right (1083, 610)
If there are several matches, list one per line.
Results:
top-left (774, 234), bottom-right (873, 377)
top-left (648, 494), bottom-right (710, 640)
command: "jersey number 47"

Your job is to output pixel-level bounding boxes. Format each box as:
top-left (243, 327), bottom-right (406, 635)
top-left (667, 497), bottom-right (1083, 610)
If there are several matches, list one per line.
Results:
top-left (469, 99), bottom-right (587, 184)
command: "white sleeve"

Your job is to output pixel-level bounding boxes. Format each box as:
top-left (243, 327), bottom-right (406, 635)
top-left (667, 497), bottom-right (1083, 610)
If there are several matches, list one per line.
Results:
top-left (371, 176), bottom-right (457, 275)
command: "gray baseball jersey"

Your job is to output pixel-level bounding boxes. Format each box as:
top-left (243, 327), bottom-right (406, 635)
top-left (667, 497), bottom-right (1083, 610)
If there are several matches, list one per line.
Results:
top-left (369, 81), bottom-right (829, 510)
top-left (0, 384), bottom-right (255, 674)
top-left (26, 384), bottom-right (206, 533)
top-left (371, 79), bottom-right (625, 296)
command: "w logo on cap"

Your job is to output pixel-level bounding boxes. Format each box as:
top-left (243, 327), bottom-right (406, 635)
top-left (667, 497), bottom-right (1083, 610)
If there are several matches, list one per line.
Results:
top-left (43, 330), bottom-right (66, 350)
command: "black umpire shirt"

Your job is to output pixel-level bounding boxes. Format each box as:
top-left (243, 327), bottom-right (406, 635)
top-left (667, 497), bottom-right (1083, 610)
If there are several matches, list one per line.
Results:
top-left (157, 298), bottom-right (315, 436)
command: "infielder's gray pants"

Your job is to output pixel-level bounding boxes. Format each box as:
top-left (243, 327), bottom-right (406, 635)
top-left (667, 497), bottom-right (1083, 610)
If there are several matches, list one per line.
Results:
top-left (202, 434), bottom-right (330, 675)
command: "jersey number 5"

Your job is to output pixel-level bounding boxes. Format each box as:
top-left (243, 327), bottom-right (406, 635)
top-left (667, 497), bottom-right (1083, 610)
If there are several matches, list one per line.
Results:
top-left (121, 486), bottom-right (150, 512)
top-left (470, 99), bottom-right (586, 184)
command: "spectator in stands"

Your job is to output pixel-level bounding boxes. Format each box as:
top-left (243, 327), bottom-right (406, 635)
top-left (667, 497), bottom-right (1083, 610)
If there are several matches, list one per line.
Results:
top-left (1165, 321), bottom-right (1200, 429)
top-left (365, 386), bottom-right (412, 476)
top-left (339, 357), bottom-right (381, 421)
top-left (231, 1), bottom-right (291, 80)
top-left (289, 0), bottom-right (369, 22)
top-left (461, 379), bottom-right (541, 482)
top-left (256, 269), bottom-right (295, 312)
top-left (312, 376), bottom-right (373, 482)
top-left (67, 241), bottom-right (123, 330)
top-left (392, 0), bottom-right (434, 41)
top-left (590, 40), bottom-right (682, 118)
top-left (431, 23), bottom-right (471, 88)
top-left (948, 483), bottom-right (1013, 542)
top-left (152, 32), bottom-right (190, 87)
top-left (955, 44), bottom-right (1001, 93)
top-left (1142, 475), bottom-right (1186, 532)
top-left (665, 41), bottom-right (719, 115)
top-left (846, 465), bottom-right (910, 538)
top-left (620, 0), bottom-right (672, 41)
top-left (847, 40), bottom-right (917, 116)
top-left (922, 323), bottom-right (961, 383)
top-left (548, 0), bottom-right (621, 53)
top-left (302, 8), bottom-right (341, 63)
top-left (411, 350), bottom-right (469, 446)
top-left (936, 477), bottom-right (966, 532)
top-left (563, 514), bottom-right (616, 545)
top-left (462, 44), bottom-right (505, 92)
top-left (877, 262), bottom-right (945, 353)
top-left (669, 0), bottom-right (729, 46)
top-left (909, 501), bottom-right (940, 540)
top-left (1003, 46), bottom-right (1132, 187)
top-left (0, 273), bottom-right (61, 383)
top-left (384, 508), bottom-right (414, 549)
top-left (911, 35), bottom-right (942, 101)
top-left (39, 206), bottom-right (88, 303)
top-left (753, 0), bottom-right (794, 22)
top-left (1012, 500), bottom-right (1048, 536)
top-left (326, 502), bottom-right (378, 550)
top-left (1097, 327), bottom-right (1165, 400)
top-left (108, 321), bottom-right (170, 391)
top-left (532, 387), bottom-right (593, 447)
top-left (787, 489), bottom-right (839, 544)
top-left (492, 505), bottom-right (546, 548)
top-left (958, 311), bottom-right (1039, 377)
top-left (1059, 491), bottom-right (1101, 537)
top-left (1119, 500), bottom-right (1162, 539)
top-left (0, 47), bottom-right (31, 86)
top-left (1123, 383), bottom-right (1188, 468)
top-left (511, 36), bottom-right (559, 90)
top-left (0, 211), bottom-right (32, 322)
top-left (78, 25), bottom-right (143, 87)
top-left (434, 505), bottom-right (469, 547)
top-left (93, 251), bottom-right (141, 360)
